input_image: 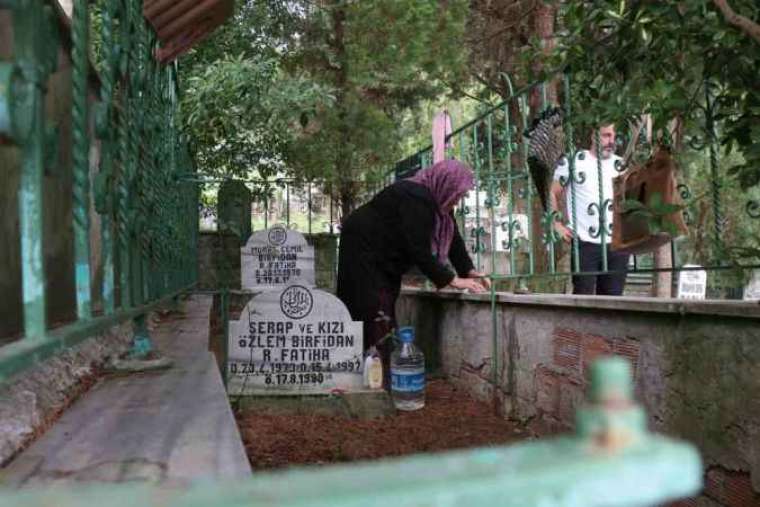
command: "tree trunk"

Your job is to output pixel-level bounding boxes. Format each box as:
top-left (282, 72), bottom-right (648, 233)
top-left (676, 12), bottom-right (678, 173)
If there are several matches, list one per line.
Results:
top-left (651, 117), bottom-right (685, 297)
top-left (652, 246), bottom-right (673, 297)
top-left (330, 1), bottom-right (353, 223)
top-left (528, 2), bottom-right (558, 286)
top-left (339, 183), bottom-right (356, 223)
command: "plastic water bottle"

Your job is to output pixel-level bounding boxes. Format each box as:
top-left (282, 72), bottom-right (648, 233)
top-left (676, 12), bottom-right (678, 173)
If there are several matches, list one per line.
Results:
top-left (390, 326), bottom-right (425, 411)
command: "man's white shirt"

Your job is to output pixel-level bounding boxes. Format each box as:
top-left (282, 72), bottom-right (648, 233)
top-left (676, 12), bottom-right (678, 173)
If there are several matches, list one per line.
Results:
top-left (553, 150), bottom-right (622, 244)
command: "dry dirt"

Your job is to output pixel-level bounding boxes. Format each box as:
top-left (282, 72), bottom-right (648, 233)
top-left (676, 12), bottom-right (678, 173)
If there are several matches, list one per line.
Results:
top-left (236, 379), bottom-right (528, 470)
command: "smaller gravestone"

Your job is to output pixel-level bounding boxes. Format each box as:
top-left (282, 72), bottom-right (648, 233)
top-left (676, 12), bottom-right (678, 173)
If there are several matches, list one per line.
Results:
top-left (677, 264), bottom-right (707, 300)
top-left (241, 225), bottom-right (315, 289)
top-left (217, 180), bottom-right (252, 244)
top-left (227, 285), bottom-right (364, 395)
top-left (743, 269), bottom-right (760, 301)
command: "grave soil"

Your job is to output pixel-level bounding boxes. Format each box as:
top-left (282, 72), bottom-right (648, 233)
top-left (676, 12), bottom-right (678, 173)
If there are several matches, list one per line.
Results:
top-left (236, 379), bottom-right (528, 470)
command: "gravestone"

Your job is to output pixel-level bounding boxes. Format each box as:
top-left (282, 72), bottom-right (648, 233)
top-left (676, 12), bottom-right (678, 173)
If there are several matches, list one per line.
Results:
top-left (227, 284), bottom-right (364, 395)
top-left (743, 269), bottom-right (760, 301)
top-left (218, 179), bottom-right (252, 244)
top-left (677, 264), bottom-right (707, 300)
top-left (241, 225), bottom-right (315, 289)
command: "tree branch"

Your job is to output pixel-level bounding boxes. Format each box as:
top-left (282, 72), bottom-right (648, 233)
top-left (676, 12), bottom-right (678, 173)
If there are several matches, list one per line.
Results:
top-left (443, 79), bottom-right (494, 105)
top-left (712, 0), bottom-right (760, 45)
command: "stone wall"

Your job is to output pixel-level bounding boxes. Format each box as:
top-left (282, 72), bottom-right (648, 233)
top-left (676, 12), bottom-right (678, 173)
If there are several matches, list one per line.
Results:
top-left (197, 232), bottom-right (242, 291)
top-left (396, 290), bottom-right (760, 506)
top-left (0, 318), bottom-right (135, 466)
top-left (305, 233), bottom-right (338, 293)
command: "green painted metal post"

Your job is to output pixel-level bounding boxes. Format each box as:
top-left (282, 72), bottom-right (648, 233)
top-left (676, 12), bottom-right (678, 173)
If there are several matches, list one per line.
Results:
top-left (518, 95), bottom-right (535, 277)
top-left (472, 123), bottom-right (482, 271)
top-left (594, 129), bottom-right (609, 272)
top-left (503, 104), bottom-right (517, 276)
top-left (12, 0), bottom-right (60, 338)
top-left (286, 182), bottom-right (290, 228)
top-left (71, 0), bottom-right (93, 319)
top-left (131, 313), bottom-right (153, 357)
top-left (18, 64), bottom-right (47, 338)
top-left (308, 182), bottom-right (313, 235)
top-left (563, 74), bottom-right (581, 274)
top-left (0, 358), bottom-right (702, 507)
top-left (94, 0), bottom-right (120, 314)
top-left (221, 288), bottom-right (229, 387)
top-left (704, 80), bottom-right (725, 261)
top-left (486, 114), bottom-right (499, 389)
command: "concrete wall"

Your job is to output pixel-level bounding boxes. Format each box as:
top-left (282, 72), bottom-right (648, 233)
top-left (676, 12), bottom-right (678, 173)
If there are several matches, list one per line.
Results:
top-left (397, 290), bottom-right (760, 506)
top-left (0, 317), bottom-right (134, 466)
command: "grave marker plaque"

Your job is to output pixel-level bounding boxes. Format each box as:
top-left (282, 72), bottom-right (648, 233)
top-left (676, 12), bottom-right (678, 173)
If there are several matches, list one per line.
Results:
top-left (241, 225), bottom-right (315, 289)
top-left (677, 265), bottom-right (707, 300)
top-left (743, 269), bottom-right (760, 301)
top-left (227, 285), bottom-right (364, 395)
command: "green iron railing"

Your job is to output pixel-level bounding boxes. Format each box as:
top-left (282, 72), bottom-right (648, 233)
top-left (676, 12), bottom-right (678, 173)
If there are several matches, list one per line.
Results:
top-left (0, 6), bottom-right (705, 506)
top-left (393, 74), bottom-right (760, 298)
top-left (197, 175), bottom-right (394, 236)
top-left (0, 357), bottom-right (702, 506)
top-left (0, 0), bottom-right (198, 381)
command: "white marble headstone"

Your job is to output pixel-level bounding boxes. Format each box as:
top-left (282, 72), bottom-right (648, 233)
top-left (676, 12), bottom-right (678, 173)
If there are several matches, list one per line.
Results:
top-left (241, 225), bottom-right (315, 289)
top-left (677, 264), bottom-right (707, 300)
top-left (743, 269), bottom-right (760, 301)
top-left (227, 285), bottom-right (364, 395)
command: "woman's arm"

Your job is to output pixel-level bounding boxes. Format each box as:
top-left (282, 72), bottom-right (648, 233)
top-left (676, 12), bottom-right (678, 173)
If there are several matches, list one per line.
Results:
top-left (448, 215), bottom-right (475, 276)
top-left (399, 199), bottom-right (456, 288)
top-left (448, 214), bottom-right (490, 290)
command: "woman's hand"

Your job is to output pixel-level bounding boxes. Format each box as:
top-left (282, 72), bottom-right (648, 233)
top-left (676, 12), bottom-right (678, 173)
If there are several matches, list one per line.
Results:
top-left (467, 269), bottom-right (491, 290)
top-left (448, 276), bottom-right (487, 293)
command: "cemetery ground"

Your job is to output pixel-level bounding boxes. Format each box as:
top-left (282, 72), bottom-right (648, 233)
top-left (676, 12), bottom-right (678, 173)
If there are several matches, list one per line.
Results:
top-left (235, 379), bottom-right (528, 470)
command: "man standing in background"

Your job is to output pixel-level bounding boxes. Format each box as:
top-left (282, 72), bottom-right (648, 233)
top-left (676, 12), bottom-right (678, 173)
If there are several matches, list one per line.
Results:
top-left (550, 125), bottom-right (629, 295)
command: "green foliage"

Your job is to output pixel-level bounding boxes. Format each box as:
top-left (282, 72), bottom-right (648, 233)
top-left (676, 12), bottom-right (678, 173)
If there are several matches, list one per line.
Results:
top-left (531, 1), bottom-right (760, 190)
top-left (181, 53), bottom-right (331, 180)
top-left (280, 0), bottom-right (470, 209)
top-left (179, 2), bottom-right (333, 184)
top-left (622, 192), bottom-right (684, 236)
top-left (179, 0), bottom-right (470, 213)
top-left (677, 149), bottom-right (760, 268)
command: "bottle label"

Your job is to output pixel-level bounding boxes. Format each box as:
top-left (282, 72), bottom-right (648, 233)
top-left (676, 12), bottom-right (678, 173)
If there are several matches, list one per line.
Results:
top-left (391, 368), bottom-right (425, 393)
top-left (368, 363), bottom-right (383, 389)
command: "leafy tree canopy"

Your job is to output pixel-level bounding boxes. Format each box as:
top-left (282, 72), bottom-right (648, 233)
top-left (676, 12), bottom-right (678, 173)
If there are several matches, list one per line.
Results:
top-left (527, 1), bottom-right (760, 189)
top-left (179, 0), bottom-right (469, 212)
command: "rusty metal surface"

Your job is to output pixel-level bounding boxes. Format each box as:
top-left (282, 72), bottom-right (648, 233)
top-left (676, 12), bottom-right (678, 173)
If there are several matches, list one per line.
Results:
top-left (143, 0), bottom-right (234, 63)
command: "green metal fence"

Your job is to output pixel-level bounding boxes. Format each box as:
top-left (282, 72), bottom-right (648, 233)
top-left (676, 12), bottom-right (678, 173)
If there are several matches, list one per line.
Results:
top-left (197, 176), bottom-right (394, 237)
top-left (0, 5), bottom-right (707, 505)
top-left (0, 357), bottom-right (703, 506)
top-left (0, 0), bottom-right (197, 381)
top-left (393, 75), bottom-right (760, 298)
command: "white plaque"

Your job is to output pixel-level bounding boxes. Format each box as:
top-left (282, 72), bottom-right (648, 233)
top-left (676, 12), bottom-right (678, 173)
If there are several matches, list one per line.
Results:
top-left (677, 264), bottom-right (707, 300)
top-left (227, 285), bottom-right (364, 395)
top-left (241, 225), bottom-right (315, 289)
top-left (744, 269), bottom-right (760, 301)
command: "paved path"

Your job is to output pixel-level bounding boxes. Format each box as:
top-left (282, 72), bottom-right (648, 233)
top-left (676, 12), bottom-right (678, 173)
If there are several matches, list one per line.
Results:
top-left (0, 295), bottom-right (251, 486)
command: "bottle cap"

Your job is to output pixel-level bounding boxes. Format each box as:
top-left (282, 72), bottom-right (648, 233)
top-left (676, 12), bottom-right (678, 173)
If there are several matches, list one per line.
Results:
top-left (398, 326), bottom-right (415, 343)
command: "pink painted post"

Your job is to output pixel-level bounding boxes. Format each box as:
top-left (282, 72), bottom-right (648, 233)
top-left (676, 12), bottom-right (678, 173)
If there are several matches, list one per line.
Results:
top-left (432, 110), bottom-right (452, 164)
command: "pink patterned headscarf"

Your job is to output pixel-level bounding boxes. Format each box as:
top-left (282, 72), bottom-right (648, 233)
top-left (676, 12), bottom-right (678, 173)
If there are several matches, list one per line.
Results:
top-left (410, 159), bottom-right (475, 261)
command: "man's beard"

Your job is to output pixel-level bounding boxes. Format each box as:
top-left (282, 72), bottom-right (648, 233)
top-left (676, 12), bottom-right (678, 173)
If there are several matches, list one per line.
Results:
top-left (600, 145), bottom-right (615, 159)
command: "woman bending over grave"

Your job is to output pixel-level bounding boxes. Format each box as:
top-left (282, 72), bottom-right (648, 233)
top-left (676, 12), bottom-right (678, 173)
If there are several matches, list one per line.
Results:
top-left (337, 159), bottom-right (489, 368)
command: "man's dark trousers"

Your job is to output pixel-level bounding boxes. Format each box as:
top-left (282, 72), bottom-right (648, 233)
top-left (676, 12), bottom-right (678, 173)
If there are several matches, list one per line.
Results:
top-left (571, 240), bottom-right (629, 295)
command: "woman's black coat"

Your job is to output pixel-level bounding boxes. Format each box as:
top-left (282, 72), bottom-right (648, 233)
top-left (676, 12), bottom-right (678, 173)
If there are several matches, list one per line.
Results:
top-left (336, 180), bottom-right (474, 323)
